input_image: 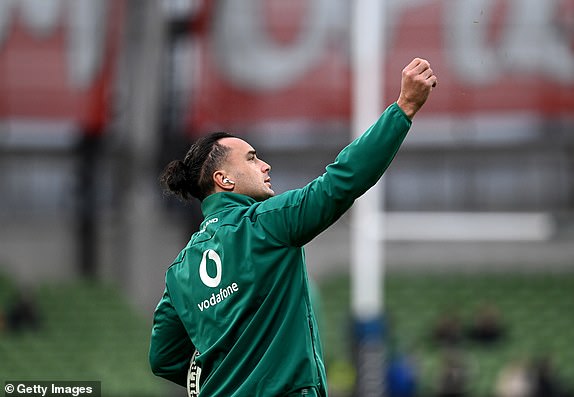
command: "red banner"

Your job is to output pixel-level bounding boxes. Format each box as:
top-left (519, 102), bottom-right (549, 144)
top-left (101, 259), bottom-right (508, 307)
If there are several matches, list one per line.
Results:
top-left (189, 0), bottom-right (574, 134)
top-left (0, 0), bottom-right (124, 133)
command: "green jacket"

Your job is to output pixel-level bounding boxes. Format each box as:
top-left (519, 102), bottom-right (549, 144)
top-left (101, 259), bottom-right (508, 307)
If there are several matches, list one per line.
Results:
top-left (149, 103), bottom-right (412, 396)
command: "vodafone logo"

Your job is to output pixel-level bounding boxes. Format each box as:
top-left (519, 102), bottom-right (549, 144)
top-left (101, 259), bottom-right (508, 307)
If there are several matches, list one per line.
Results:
top-left (197, 249), bottom-right (240, 312)
top-left (199, 249), bottom-right (222, 288)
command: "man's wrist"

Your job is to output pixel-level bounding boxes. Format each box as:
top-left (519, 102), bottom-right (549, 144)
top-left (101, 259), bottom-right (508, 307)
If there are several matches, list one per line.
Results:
top-left (396, 97), bottom-right (417, 120)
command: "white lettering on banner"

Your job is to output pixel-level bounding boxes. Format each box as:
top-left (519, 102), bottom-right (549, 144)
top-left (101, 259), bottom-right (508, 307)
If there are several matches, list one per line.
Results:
top-left (211, 0), bottom-right (574, 88)
top-left (213, 0), bottom-right (331, 91)
top-left (0, 0), bottom-right (108, 88)
top-left (199, 249), bottom-right (222, 288)
top-left (445, 0), bottom-right (574, 84)
top-left (385, 0), bottom-right (436, 47)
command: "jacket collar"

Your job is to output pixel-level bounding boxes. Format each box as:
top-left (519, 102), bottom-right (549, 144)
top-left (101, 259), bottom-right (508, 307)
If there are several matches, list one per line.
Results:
top-left (201, 192), bottom-right (257, 217)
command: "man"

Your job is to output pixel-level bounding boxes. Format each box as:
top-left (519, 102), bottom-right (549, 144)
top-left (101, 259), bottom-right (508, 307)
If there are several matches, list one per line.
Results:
top-left (149, 58), bottom-right (437, 396)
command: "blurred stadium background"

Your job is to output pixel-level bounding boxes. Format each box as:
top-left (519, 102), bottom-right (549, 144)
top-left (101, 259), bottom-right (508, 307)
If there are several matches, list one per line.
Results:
top-left (1, 0), bottom-right (573, 396)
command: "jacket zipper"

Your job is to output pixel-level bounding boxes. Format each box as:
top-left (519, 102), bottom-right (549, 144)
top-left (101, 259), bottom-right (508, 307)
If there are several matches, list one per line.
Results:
top-left (307, 312), bottom-right (322, 389)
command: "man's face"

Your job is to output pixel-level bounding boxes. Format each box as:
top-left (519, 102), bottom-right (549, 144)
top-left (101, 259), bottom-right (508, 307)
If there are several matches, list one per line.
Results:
top-left (218, 137), bottom-right (274, 201)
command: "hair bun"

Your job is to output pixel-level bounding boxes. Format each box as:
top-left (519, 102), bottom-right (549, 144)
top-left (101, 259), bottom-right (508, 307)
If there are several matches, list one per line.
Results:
top-left (160, 132), bottom-right (236, 202)
top-left (160, 159), bottom-right (197, 200)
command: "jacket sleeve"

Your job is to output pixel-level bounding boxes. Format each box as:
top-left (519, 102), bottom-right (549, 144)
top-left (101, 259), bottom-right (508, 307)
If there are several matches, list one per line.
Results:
top-left (254, 102), bottom-right (411, 247)
top-left (149, 286), bottom-right (194, 387)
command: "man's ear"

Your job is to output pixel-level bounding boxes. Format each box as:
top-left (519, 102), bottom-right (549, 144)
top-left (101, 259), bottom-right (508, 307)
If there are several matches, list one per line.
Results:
top-left (213, 170), bottom-right (234, 191)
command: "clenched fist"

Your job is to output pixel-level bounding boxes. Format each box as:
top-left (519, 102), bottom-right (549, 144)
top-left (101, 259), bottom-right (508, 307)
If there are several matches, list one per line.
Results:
top-left (396, 58), bottom-right (437, 119)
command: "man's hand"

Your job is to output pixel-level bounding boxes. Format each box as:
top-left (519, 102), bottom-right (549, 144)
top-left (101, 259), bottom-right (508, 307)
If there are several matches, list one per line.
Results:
top-left (396, 58), bottom-right (437, 119)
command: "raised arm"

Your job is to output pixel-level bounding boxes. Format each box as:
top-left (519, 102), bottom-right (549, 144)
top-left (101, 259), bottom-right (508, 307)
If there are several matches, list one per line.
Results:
top-left (254, 58), bottom-right (437, 246)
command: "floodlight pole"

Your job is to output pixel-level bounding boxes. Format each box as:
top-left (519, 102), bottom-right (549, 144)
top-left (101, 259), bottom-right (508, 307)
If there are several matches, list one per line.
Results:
top-left (351, 0), bottom-right (386, 396)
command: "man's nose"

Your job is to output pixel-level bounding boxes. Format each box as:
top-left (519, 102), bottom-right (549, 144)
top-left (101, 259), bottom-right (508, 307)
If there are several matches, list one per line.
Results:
top-left (261, 160), bottom-right (271, 172)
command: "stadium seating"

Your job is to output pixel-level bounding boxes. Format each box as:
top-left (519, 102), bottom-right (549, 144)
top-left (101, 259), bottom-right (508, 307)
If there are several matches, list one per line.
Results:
top-left (2, 271), bottom-right (572, 396)
top-left (320, 273), bottom-right (574, 397)
top-left (0, 273), bottom-right (167, 397)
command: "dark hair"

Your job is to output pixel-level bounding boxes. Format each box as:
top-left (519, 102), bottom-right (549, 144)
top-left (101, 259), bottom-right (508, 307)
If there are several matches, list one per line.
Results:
top-left (160, 132), bottom-right (236, 202)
